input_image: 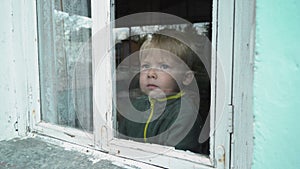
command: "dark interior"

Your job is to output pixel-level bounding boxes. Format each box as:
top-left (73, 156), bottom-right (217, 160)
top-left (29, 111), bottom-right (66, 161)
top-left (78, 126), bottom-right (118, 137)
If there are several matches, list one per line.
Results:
top-left (115, 0), bottom-right (212, 23)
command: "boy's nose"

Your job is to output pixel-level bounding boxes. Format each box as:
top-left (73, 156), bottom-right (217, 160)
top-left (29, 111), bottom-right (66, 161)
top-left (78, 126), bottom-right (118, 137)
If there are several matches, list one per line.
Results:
top-left (147, 68), bottom-right (157, 79)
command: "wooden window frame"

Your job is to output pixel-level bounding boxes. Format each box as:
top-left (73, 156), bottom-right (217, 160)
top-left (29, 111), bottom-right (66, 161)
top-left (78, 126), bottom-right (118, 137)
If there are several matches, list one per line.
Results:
top-left (26, 0), bottom-right (254, 168)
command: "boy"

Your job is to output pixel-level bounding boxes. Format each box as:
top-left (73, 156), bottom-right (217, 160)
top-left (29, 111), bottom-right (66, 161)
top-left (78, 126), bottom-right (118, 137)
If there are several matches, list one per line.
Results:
top-left (118, 29), bottom-right (205, 153)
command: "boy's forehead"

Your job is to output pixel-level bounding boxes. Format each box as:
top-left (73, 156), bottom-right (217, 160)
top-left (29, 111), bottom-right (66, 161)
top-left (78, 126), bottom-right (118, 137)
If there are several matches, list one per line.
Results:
top-left (140, 49), bottom-right (180, 63)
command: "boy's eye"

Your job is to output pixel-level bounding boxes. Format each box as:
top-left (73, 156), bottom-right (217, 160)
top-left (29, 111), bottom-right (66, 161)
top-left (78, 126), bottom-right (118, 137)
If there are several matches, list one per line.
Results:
top-left (160, 64), bottom-right (169, 70)
top-left (131, 66), bottom-right (140, 73)
top-left (141, 64), bottom-right (150, 70)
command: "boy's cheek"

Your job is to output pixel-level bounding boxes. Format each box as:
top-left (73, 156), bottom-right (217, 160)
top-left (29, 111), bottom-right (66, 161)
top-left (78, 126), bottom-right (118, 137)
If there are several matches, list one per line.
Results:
top-left (139, 79), bottom-right (147, 91)
top-left (139, 76), bottom-right (145, 84)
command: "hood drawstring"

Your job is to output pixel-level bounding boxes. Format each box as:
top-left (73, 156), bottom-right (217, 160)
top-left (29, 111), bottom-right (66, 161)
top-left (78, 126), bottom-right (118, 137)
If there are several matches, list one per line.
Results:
top-left (143, 91), bottom-right (185, 142)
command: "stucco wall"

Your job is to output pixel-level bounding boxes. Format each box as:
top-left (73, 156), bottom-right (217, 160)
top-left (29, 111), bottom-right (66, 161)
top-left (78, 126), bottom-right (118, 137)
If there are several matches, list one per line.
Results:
top-left (0, 1), bottom-right (20, 140)
top-left (0, 0), bottom-right (28, 141)
top-left (253, 0), bottom-right (300, 168)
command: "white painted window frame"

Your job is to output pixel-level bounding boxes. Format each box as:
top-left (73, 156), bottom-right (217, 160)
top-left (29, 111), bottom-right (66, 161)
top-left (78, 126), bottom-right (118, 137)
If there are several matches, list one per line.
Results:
top-left (26, 0), bottom-right (255, 168)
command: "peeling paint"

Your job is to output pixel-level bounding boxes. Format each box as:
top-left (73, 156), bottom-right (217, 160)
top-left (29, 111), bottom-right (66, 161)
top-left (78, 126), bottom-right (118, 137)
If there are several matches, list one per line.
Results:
top-left (0, 0), bottom-right (29, 141)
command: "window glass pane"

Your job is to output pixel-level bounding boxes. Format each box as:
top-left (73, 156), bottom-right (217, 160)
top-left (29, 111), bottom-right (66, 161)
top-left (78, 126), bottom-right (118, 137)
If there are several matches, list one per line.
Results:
top-left (113, 0), bottom-right (212, 155)
top-left (37, 0), bottom-right (93, 132)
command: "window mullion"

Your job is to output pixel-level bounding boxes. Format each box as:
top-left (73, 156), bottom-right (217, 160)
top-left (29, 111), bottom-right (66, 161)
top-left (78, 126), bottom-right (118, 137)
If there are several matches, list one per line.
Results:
top-left (214, 0), bottom-right (235, 168)
top-left (92, 0), bottom-right (112, 151)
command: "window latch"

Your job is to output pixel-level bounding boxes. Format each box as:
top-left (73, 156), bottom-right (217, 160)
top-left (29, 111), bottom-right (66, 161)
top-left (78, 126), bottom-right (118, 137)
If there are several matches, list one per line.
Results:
top-left (216, 145), bottom-right (225, 169)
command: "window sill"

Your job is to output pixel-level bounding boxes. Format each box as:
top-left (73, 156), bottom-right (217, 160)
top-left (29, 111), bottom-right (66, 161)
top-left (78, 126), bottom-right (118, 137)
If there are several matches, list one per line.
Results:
top-left (0, 135), bottom-right (160, 169)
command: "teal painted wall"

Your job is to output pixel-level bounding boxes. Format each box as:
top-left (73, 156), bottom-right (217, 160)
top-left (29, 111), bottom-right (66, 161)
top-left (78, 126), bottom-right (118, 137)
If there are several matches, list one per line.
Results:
top-left (254, 0), bottom-right (300, 169)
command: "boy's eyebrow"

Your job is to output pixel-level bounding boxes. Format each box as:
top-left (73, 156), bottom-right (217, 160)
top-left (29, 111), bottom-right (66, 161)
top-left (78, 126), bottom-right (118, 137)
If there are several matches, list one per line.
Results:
top-left (139, 62), bottom-right (172, 67)
top-left (157, 61), bottom-right (170, 65)
top-left (139, 60), bottom-right (150, 64)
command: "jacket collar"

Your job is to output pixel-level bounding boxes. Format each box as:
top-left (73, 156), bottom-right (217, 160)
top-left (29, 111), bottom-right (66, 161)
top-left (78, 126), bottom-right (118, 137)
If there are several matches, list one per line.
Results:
top-left (149, 91), bottom-right (185, 102)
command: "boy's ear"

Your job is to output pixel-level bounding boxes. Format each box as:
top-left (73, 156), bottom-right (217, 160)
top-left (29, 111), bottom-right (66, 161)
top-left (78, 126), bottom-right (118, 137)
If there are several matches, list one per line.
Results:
top-left (183, 71), bottom-right (194, 86)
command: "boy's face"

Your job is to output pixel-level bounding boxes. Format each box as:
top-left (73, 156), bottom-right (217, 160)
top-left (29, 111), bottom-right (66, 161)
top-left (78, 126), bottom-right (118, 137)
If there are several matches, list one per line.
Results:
top-left (139, 49), bottom-right (190, 98)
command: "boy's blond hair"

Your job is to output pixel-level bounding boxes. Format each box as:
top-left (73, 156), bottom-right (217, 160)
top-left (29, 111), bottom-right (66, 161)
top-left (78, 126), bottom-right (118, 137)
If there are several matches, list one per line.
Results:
top-left (139, 30), bottom-right (195, 70)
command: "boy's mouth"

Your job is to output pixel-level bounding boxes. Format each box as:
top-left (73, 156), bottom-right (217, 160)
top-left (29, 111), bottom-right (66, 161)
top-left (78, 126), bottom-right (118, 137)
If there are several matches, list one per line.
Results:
top-left (146, 84), bottom-right (159, 90)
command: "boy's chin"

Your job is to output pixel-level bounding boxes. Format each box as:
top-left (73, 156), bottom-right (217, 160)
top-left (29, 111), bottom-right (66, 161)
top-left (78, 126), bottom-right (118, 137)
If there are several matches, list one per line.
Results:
top-left (146, 89), bottom-right (166, 99)
top-left (147, 90), bottom-right (178, 99)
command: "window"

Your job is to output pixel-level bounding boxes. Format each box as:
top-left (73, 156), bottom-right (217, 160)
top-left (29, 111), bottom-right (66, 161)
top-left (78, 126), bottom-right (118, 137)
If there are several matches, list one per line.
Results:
top-left (37, 0), bottom-right (92, 131)
top-left (91, 0), bottom-right (234, 168)
top-left (30, 0), bottom-right (252, 168)
top-left (114, 7), bottom-right (211, 157)
top-left (34, 0), bottom-right (93, 146)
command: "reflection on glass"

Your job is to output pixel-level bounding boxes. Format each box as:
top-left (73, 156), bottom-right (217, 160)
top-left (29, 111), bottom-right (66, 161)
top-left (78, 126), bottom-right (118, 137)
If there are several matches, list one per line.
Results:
top-left (115, 24), bottom-right (211, 155)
